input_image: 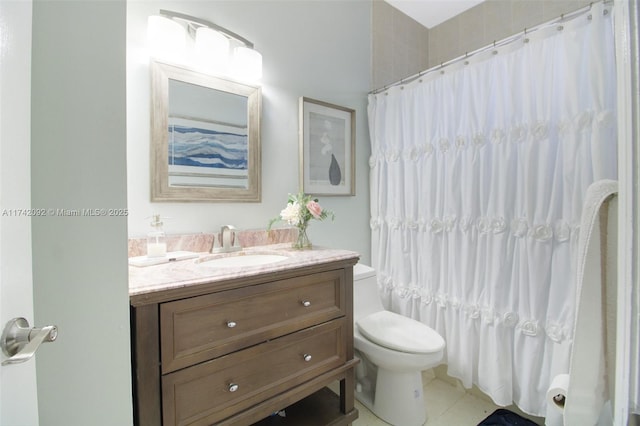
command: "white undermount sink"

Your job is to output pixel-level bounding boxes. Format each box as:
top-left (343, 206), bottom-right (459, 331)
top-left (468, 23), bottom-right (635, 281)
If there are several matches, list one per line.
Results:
top-left (196, 252), bottom-right (289, 268)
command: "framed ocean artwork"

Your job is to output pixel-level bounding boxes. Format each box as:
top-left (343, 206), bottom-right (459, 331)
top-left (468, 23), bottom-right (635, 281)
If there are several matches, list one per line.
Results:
top-left (150, 60), bottom-right (261, 202)
top-left (167, 117), bottom-right (248, 189)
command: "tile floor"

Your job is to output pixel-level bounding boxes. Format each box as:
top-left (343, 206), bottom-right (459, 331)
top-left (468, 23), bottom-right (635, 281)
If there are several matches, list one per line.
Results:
top-left (352, 370), bottom-right (543, 426)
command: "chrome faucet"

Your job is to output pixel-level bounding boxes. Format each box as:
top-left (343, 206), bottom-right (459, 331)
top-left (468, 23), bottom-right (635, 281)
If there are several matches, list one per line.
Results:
top-left (211, 225), bottom-right (241, 253)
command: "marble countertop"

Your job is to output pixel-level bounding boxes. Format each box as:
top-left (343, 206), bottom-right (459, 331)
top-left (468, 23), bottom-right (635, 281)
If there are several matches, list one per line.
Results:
top-left (129, 243), bottom-right (360, 299)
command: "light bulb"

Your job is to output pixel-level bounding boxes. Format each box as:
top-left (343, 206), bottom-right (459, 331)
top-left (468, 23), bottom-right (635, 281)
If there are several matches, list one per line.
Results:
top-left (231, 46), bottom-right (263, 82)
top-left (147, 15), bottom-right (187, 63)
top-left (195, 27), bottom-right (230, 74)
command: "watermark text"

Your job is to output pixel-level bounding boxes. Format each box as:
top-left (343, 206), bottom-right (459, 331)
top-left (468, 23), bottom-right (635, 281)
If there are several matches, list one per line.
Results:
top-left (2, 208), bottom-right (128, 217)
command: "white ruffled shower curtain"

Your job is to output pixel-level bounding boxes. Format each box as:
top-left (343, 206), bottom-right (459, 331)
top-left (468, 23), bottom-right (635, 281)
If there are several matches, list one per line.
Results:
top-left (367, 2), bottom-right (616, 418)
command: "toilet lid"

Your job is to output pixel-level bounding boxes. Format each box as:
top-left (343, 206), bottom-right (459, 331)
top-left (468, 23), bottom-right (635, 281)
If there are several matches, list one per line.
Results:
top-left (356, 311), bottom-right (445, 354)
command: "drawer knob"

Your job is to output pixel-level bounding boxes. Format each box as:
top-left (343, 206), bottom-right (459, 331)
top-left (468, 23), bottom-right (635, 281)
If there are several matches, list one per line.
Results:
top-left (303, 354), bottom-right (312, 362)
top-left (228, 383), bottom-right (239, 392)
top-left (226, 321), bottom-right (237, 328)
top-left (301, 300), bottom-right (311, 307)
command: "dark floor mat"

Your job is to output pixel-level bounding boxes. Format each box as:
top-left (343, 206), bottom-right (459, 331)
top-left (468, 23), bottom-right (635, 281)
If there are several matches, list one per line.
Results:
top-left (477, 409), bottom-right (539, 426)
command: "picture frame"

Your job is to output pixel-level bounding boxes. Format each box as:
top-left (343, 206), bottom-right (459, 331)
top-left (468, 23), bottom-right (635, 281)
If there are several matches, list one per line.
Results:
top-left (299, 97), bottom-right (355, 196)
top-left (150, 60), bottom-right (262, 202)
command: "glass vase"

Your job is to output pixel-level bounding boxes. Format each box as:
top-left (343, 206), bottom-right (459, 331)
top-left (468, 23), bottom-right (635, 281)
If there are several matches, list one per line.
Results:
top-left (293, 223), bottom-right (312, 249)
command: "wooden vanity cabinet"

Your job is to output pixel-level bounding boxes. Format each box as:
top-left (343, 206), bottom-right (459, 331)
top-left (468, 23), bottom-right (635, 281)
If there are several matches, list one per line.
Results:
top-left (130, 260), bottom-right (359, 426)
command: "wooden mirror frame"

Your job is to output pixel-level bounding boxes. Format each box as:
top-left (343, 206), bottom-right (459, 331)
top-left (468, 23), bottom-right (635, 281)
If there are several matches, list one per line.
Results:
top-left (150, 60), bottom-right (261, 202)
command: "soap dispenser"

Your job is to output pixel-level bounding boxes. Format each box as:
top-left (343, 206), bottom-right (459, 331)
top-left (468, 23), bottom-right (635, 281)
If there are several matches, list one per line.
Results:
top-left (147, 214), bottom-right (167, 258)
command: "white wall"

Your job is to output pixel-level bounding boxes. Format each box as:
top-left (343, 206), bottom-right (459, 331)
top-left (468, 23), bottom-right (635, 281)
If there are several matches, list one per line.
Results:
top-left (127, 1), bottom-right (372, 264)
top-left (31, 2), bottom-right (133, 425)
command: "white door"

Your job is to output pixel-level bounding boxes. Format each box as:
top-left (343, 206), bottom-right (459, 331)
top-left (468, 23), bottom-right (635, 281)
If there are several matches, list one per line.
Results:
top-left (0, 0), bottom-right (41, 424)
top-left (1, 1), bottom-right (134, 425)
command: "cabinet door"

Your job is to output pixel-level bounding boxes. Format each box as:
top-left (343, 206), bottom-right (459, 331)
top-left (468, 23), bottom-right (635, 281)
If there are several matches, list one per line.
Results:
top-left (160, 269), bottom-right (346, 373)
top-left (162, 319), bottom-right (347, 426)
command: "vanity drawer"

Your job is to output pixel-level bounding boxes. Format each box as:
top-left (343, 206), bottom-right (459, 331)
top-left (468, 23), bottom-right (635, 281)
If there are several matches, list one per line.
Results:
top-left (160, 269), bottom-right (345, 373)
top-left (162, 318), bottom-right (346, 426)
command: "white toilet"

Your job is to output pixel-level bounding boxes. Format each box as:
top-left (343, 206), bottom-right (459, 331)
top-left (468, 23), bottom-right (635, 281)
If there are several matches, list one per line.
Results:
top-left (353, 264), bottom-right (445, 426)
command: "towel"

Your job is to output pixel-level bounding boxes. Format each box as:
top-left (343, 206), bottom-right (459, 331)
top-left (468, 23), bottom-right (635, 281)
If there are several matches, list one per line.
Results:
top-left (563, 179), bottom-right (618, 425)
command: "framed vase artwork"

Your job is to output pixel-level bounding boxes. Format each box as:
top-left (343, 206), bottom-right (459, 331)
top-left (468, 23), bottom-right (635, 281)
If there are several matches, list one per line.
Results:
top-left (299, 97), bottom-right (355, 196)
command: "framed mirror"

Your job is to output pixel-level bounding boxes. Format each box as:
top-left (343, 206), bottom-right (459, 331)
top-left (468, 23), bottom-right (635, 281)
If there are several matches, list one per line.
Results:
top-left (150, 60), bottom-right (261, 202)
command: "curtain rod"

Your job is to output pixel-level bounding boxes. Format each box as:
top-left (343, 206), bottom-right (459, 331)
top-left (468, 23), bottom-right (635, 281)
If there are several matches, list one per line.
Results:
top-left (370, 0), bottom-right (612, 95)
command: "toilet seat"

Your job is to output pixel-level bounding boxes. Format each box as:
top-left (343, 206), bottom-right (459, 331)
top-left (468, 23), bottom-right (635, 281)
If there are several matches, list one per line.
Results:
top-left (356, 311), bottom-right (445, 354)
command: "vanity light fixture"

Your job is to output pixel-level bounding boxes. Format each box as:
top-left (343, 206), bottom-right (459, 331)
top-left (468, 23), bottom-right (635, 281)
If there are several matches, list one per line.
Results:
top-left (147, 9), bottom-right (262, 82)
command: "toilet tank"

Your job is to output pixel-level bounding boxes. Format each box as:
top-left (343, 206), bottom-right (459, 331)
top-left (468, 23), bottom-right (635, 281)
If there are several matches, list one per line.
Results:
top-left (353, 263), bottom-right (385, 320)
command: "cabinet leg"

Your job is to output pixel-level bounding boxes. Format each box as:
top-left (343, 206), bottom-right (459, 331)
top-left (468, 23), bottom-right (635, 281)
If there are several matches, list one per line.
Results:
top-left (340, 368), bottom-right (355, 415)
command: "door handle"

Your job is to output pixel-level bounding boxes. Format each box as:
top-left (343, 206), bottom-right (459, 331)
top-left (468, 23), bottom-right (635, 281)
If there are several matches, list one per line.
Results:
top-left (1, 317), bottom-right (57, 366)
